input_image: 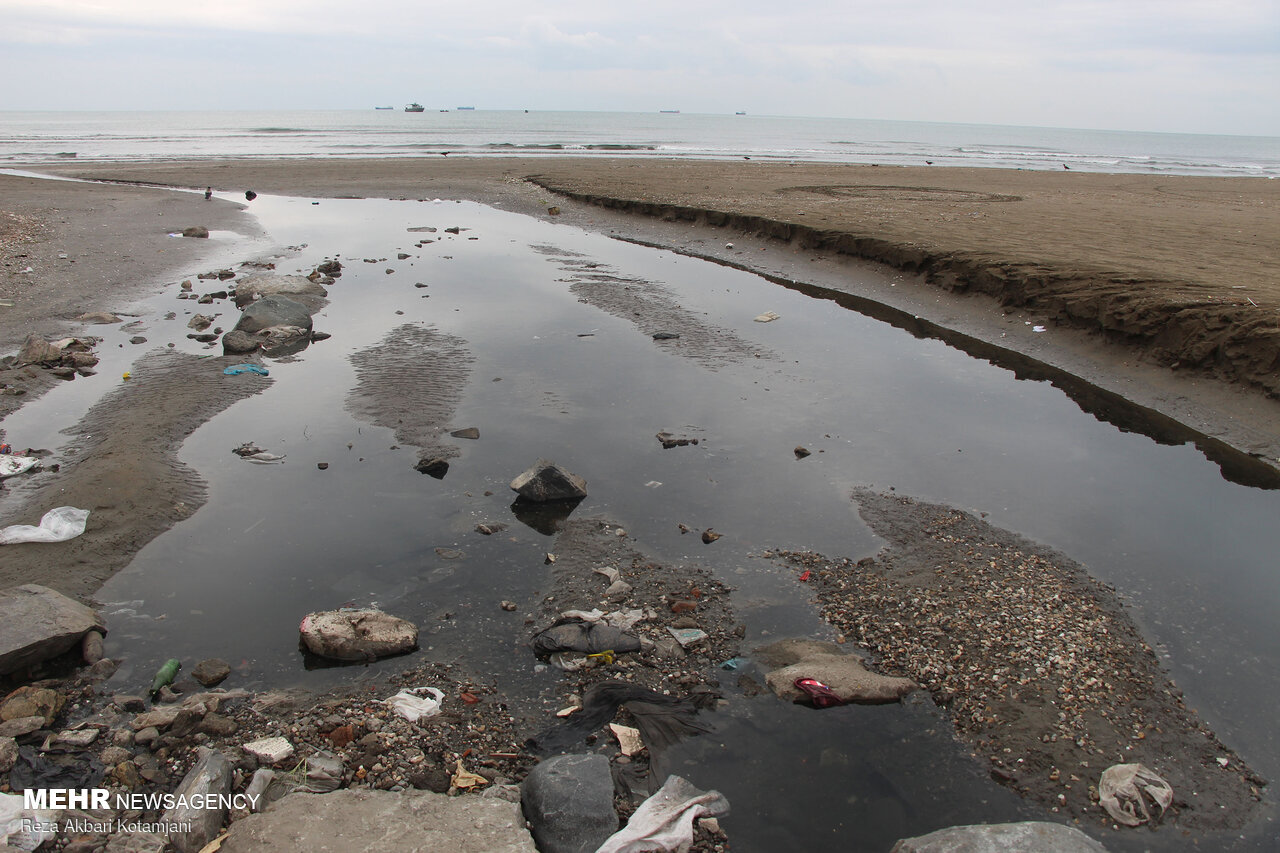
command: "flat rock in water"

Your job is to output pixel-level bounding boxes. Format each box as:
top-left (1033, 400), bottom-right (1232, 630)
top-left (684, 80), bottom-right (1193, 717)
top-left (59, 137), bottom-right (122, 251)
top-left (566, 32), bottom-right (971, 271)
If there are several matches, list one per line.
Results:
top-left (510, 459), bottom-right (588, 502)
top-left (0, 584), bottom-right (107, 675)
top-left (218, 788), bottom-right (536, 852)
top-left (299, 609), bottom-right (419, 661)
top-left (191, 658), bottom-right (231, 687)
top-left (890, 821), bottom-right (1110, 852)
top-left (758, 638), bottom-right (917, 705)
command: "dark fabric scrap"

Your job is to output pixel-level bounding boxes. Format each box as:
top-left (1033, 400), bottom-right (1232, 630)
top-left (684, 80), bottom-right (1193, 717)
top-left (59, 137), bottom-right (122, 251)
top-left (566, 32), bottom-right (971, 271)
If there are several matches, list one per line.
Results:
top-left (526, 680), bottom-right (716, 760)
top-left (530, 618), bottom-right (642, 656)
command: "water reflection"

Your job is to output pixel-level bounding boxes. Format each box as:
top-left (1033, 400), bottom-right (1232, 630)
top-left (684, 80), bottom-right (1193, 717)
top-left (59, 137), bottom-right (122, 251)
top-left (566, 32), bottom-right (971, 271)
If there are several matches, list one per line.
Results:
top-left (83, 194), bottom-right (1279, 851)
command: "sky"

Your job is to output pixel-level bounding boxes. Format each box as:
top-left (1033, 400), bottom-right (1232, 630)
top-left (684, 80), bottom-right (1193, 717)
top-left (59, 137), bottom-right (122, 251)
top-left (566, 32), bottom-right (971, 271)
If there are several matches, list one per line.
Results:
top-left (2, 0), bottom-right (1277, 135)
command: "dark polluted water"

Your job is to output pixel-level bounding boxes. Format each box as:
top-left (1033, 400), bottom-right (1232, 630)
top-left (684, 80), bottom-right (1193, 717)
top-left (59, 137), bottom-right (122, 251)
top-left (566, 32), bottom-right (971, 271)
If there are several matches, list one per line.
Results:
top-left (37, 193), bottom-right (1277, 850)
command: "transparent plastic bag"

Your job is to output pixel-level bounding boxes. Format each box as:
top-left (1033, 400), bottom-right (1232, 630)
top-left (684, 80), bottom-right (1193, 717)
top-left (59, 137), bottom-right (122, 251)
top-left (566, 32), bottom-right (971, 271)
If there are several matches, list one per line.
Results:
top-left (0, 506), bottom-right (90, 545)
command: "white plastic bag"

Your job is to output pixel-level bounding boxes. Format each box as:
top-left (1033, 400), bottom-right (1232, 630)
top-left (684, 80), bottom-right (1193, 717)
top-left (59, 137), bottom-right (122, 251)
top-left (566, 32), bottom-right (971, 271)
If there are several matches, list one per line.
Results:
top-left (384, 687), bottom-right (444, 722)
top-left (1099, 763), bottom-right (1173, 826)
top-left (0, 791), bottom-right (58, 851)
top-left (0, 506), bottom-right (90, 545)
top-left (0, 457), bottom-right (37, 479)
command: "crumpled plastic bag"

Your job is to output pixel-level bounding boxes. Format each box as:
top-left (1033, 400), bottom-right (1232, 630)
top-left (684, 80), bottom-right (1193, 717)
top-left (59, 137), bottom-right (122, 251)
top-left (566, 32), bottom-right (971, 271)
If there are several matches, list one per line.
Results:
top-left (0, 506), bottom-right (90, 545)
top-left (1099, 762), bottom-right (1173, 826)
top-left (596, 774), bottom-right (729, 853)
top-left (0, 791), bottom-right (57, 851)
top-left (0, 457), bottom-right (37, 480)
top-left (383, 687), bottom-right (444, 722)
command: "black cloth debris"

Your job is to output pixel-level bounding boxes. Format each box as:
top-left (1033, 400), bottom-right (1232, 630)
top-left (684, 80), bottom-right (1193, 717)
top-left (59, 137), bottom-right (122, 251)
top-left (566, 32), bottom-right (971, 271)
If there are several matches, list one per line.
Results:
top-left (8, 745), bottom-right (105, 791)
top-left (530, 618), bottom-right (642, 657)
top-left (527, 680), bottom-right (717, 794)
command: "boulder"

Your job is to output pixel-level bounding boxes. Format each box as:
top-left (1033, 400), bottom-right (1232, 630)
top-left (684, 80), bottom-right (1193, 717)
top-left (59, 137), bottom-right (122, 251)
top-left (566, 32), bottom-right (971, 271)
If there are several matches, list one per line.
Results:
top-left (758, 638), bottom-right (917, 705)
top-left (218, 788), bottom-right (535, 852)
top-left (521, 754), bottom-right (617, 853)
top-left (299, 609), bottom-right (418, 662)
top-left (234, 275), bottom-right (328, 311)
top-left (0, 686), bottom-right (64, 725)
top-left (510, 459), bottom-right (588, 502)
top-left (233, 295), bottom-right (313, 335)
top-left (890, 821), bottom-right (1110, 852)
top-left (221, 330), bottom-right (261, 355)
top-left (16, 334), bottom-right (59, 365)
top-left (162, 747), bottom-right (232, 853)
top-left (0, 584), bottom-right (106, 675)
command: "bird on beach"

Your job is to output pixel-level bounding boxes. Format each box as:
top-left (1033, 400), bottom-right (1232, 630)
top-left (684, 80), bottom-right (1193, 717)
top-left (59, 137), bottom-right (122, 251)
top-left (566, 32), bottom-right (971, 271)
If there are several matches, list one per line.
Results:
top-left (1062, 164), bottom-right (1071, 170)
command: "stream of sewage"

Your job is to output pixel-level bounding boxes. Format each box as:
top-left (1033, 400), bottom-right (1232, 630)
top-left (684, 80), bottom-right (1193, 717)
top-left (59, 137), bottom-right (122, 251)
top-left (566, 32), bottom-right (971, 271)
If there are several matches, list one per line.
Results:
top-left (4, 191), bottom-right (1278, 851)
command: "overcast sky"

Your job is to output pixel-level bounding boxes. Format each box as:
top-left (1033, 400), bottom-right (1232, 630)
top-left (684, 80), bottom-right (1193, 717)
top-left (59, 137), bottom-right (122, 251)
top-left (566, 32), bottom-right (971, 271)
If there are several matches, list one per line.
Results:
top-left (2, 0), bottom-right (1276, 135)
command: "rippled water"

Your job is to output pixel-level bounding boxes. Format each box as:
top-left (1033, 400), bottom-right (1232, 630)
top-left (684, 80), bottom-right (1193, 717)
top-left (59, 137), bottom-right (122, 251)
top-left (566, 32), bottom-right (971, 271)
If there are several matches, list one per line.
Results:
top-left (7, 192), bottom-right (1277, 850)
top-left (2, 110), bottom-right (1277, 177)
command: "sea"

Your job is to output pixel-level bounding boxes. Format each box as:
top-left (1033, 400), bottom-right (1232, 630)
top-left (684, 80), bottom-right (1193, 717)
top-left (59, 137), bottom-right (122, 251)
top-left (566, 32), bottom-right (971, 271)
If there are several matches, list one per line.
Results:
top-left (1, 109), bottom-right (1278, 177)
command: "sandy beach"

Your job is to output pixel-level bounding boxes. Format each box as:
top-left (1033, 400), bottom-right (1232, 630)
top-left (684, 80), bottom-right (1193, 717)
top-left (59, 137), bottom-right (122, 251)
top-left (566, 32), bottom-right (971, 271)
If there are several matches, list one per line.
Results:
top-left (1, 159), bottom-right (1277, 847)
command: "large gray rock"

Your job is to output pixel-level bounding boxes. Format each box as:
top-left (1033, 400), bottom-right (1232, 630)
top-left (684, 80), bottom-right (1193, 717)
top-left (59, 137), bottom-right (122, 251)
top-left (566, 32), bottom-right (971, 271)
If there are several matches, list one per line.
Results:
top-left (891, 821), bottom-right (1110, 852)
top-left (233, 295), bottom-right (313, 335)
top-left (0, 584), bottom-right (106, 675)
top-left (758, 638), bottom-right (917, 705)
top-left (163, 747), bottom-right (232, 853)
top-left (510, 459), bottom-right (588, 502)
top-left (221, 329), bottom-right (262, 354)
top-left (219, 788), bottom-right (535, 852)
top-left (521, 754), bottom-right (617, 853)
top-left (299, 609), bottom-right (418, 662)
top-left (234, 274), bottom-right (328, 310)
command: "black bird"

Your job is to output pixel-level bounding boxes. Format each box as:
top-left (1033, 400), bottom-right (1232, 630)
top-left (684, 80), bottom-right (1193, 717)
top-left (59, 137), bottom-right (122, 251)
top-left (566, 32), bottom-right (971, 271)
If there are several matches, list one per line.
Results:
top-left (245, 190), bottom-right (258, 200)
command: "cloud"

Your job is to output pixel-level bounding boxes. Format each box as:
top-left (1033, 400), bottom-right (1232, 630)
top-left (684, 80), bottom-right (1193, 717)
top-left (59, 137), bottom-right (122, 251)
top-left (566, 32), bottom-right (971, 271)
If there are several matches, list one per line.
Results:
top-left (0, 0), bottom-right (1274, 132)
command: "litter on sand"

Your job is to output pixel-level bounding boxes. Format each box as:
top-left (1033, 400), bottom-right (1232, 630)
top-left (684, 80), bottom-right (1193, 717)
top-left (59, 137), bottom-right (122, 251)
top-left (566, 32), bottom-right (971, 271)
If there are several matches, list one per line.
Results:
top-left (384, 687), bottom-right (444, 722)
top-left (1098, 762), bottom-right (1173, 826)
top-left (753, 311), bottom-right (780, 323)
top-left (0, 506), bottom-right (90, 545)
top-left (0, 457), bottom-right (38, 479)
top-left (450, 759), bottom-right (488, 790)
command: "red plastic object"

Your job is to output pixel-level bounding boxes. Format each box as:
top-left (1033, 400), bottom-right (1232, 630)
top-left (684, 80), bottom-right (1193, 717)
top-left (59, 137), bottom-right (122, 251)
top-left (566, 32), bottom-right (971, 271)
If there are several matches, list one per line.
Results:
top-left (794, 677), bottom-right (844, 708)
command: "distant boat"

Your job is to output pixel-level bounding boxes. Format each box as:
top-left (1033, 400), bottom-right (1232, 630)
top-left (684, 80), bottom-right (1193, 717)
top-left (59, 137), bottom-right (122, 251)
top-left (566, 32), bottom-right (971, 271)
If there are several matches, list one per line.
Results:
top-left (660, 110), bottom-right (680, 114)
top-left (735, 111), bottom-right (747, 115)
top-left (457, 106), bottom-right (475, 111)
top-left (375, 106), bottom-right (393, 110)
top-left (405, 103), bottom-right (425, 113)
